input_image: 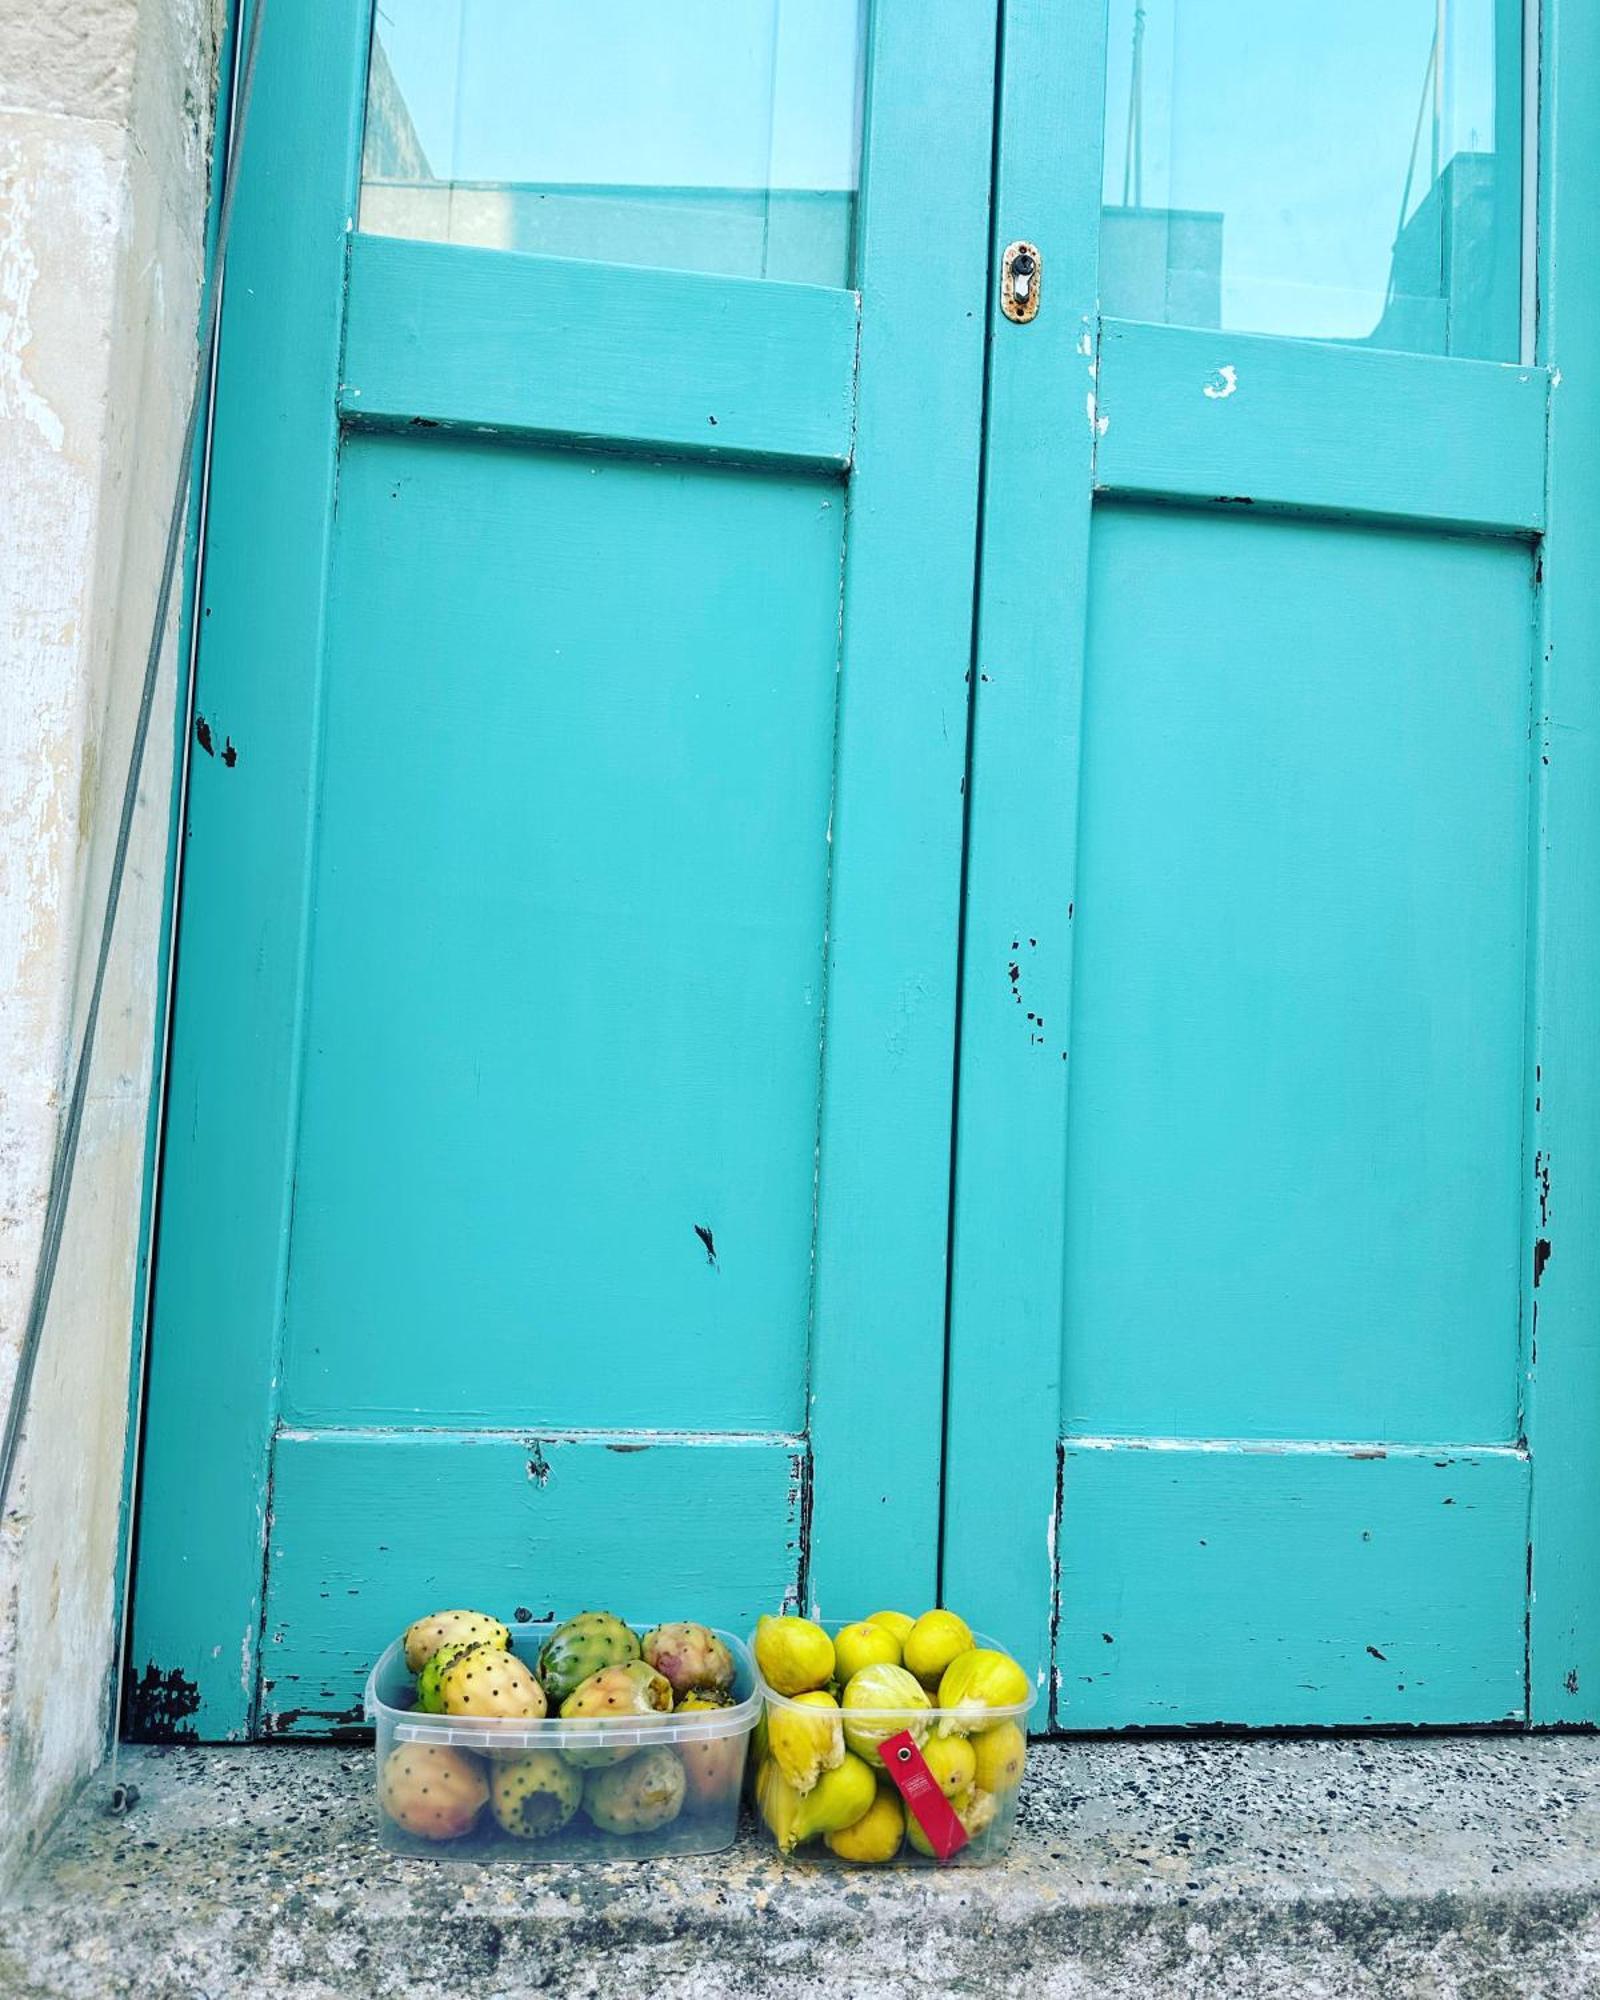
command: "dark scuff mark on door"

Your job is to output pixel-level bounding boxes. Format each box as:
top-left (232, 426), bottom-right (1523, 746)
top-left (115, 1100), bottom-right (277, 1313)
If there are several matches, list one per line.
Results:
top-left (526, 1442), bottom-right (550, 1486)
top-left (123, 1664), bottom-right (202, 1743)
top-left (694, 1224), bottom-right (717, 1268)
top-left (194, 716), bottom-right (215, 756)
top-left (1534, 1238), bottom-right (1552, 1287)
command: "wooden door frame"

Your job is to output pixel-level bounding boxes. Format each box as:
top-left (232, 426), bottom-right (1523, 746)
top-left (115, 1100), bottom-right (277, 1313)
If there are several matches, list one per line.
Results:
top-left (944, 0), bottom-right (1600, 1726)
top-left (129, 0), bottom-right (1001, 1739)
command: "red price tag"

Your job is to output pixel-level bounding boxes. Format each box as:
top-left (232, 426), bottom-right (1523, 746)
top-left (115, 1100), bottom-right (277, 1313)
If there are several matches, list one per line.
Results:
top-left (877, 1729), bottom-right (969, 1860)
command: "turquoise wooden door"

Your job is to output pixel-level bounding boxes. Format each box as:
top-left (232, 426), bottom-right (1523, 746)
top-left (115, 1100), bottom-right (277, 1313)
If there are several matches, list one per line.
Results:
top-left (946, 0), bottom-right (1600, 1730)
top-left (130, 0), bottom-right (999, 1739)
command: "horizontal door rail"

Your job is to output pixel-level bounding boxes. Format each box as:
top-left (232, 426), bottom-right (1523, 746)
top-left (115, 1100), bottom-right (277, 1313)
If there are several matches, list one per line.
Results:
top-left (1093, 319), bottom-right (1549, 536)
top-left (341, 233), bottom-right (860, 470)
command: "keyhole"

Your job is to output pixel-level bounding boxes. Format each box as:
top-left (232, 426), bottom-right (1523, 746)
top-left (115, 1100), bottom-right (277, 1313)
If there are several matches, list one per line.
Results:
top-left (1011, 254), bottom-right (1035, 303)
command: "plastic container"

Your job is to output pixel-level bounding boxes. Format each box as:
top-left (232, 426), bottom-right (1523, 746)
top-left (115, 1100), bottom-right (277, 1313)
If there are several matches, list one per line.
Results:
top-left (751, 1622), bottom-right (1036, 1867)
top-left (365, 1624), bottom-right (758, 1861)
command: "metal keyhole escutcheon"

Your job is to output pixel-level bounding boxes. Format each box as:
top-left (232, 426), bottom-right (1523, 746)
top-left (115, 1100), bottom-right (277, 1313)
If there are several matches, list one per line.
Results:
top-left (1001, 240), bottom-right (1041, 323)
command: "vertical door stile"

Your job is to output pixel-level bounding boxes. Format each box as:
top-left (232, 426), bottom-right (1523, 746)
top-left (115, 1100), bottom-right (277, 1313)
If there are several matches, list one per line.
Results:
top-left (941, 0), bottom-right (1110, 1700)
top-left (129, 0), bottom-right (375, 1738)
top-left (1525, 0), bottom-right (1600, 1723)
top-left (806, 0), bottom-right (1000, 1619)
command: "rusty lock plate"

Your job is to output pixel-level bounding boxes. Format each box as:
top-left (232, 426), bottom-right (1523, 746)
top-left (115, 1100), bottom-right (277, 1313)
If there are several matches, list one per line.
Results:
top-left (1001, 240), bottom-right (1041, 323)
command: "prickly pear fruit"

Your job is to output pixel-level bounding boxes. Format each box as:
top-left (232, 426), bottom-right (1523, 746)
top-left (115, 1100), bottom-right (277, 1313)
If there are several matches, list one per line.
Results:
top-left (583, 1746), bottom-right (686, 1834)
top-left (840, 1663), bottom-right (931, 1765)
top-left (758, 1748), bottom-right (876, 1853)
top-left (642, 1621), bottom-right (735, 1699)
top-left (825, 1782), bottom-right (904, 1863)
top-left (559, 1659), bottom-right (674, 1767)
top-left (767, 1689), bottom-right (845, 1795)
top-left (489, 1749), bottom-right (583, 1838)
top-left (754, 1614), bottom-right (834, 1696)
top-left (902, 1609), bottom-right (974, 1690)
top-left (416, 1637), bottom-right (477, 1714)
top-left (402, 1608), bottom-right (509, 1674)
top-left (437, 1643), bottom-right (547, 1720)
top-left (674, 1687), bottom-right (734, 1711)
top-left (674, 1705), bottom-right (747, 1813)
top-left (537, 1611), bottom-right (641, 1705)
top-left (935, 1647), bottom-right (1031, 1735)
top-left (378, 1744), bottom-right (488, 1840)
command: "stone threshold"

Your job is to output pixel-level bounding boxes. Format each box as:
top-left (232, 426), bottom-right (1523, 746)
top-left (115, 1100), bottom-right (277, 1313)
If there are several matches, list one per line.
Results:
top-left (2, 1735), bottom-right (1598, 1996)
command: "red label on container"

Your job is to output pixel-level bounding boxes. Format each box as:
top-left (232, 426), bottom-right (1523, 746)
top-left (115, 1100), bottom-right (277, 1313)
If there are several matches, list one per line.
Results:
top-left (877, 1729), bottom-right (969, 1860)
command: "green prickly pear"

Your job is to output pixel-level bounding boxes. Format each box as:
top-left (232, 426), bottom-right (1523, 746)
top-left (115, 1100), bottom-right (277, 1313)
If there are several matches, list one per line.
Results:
top-left (538, 1610), bottom-right (640, 1705)
top-left (559, 1660), bottom-right (673, 1767)
top-left (401, 1608), bottom-right (509, 1674)
top-left (489, 1750), bottom-right (583, 1838)
top-left (583, 1747), bottom-right (686, 1834)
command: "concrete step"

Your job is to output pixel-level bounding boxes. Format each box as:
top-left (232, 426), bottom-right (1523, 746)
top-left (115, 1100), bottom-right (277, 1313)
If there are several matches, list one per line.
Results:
top-left (2, 1736), bottom-right (1598, 1997)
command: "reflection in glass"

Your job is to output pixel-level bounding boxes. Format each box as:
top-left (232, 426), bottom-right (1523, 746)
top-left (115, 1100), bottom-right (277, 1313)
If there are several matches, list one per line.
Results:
top-left (1099, 0), bottom-right (1522, 359)
top-left (359, 0), bottom-right (866, 288)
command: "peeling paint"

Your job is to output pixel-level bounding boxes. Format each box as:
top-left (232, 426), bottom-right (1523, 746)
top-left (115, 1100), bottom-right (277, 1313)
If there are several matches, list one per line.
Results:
top-left (1202, 364), bottom-right (1238, 400)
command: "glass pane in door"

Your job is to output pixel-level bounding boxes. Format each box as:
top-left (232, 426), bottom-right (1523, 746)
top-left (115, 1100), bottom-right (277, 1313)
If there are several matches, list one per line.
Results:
top-left (360, 0), bottom-right (866, 287)
top-left (1099, 0), bottom-right (1523, 358)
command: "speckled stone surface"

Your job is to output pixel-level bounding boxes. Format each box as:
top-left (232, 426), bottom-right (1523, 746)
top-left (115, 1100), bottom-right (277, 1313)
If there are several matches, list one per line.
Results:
top-left (3, 1736), bottom-right (1599, 1996)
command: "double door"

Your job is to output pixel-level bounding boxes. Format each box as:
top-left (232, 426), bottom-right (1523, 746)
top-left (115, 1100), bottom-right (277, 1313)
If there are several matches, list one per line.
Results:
top-left (132, 0), bottom-right (1600, 1739)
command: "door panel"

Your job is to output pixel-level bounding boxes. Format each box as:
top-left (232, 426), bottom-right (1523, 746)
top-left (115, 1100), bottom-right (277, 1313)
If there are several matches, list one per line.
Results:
top-left (945, 0), bottom-right (1600, 1731)
top-left (1058, 1445), bottom-right (1528, 1728)
top-left (131, 0), bottom-right (996, 1739)
top-left (1067, 506), bottom-right (1530, 1445)
top-left (285, 436), bottom-right (841, 1430)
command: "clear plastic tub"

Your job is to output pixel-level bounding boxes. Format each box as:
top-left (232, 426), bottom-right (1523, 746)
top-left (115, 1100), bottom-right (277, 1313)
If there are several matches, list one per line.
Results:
top-left (750, 1622), bottom-right (1036, 1867)
top-left (364, 1624), bottom-right (758, 1861)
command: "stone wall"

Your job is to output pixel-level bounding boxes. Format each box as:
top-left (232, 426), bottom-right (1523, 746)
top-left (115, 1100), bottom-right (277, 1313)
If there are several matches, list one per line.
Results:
top-left (0, 0), bottom-right (219, 1872)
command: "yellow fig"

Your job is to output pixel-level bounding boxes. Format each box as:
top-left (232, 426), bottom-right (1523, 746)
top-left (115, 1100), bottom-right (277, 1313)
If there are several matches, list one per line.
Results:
top-left (758, 1749), bottom-right (876, 1853)
top-left (825, 1783), bottom-right (905, 1863)
top-left (905, 1782), bottom-right (1000, 1858)
top-left (971, 1719), bottom-right (1027, 1793)
top-left (767, 1690), bottom-right (845, 1795)
top-left (835, 1620), bottom-right (902, 1679)
top-left (867, 1610), bottom-right (916, 1647)
top-left (903, 1609), bottom-right (975, 1690)
top-left (935, 1647), bottom-right (1032, 1734)
top-left (919, 1732), bottom-right (977, 1800)
top-left (840, 1662), bottom-right (931, 1764)
top-left (754, 1614), bottom-right (835, 1696)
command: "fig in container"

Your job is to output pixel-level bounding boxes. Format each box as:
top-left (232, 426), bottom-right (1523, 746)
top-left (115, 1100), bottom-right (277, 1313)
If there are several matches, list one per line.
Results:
top-left (839, 1663), bottom-right (931, 1765)
top-left (767, 1689), bottom-right (845, 1795)
top-left (902, 1610), bottom-right (975, 1691)
top-left (935, 1647), bottom-right (1032, 1736)
top-left (754, 1614), bottom-right (835, 1696)
top-left (825, 1783), bottom-right (905, 1863)
top-left (757, 1749), bottom-right (876, 1853)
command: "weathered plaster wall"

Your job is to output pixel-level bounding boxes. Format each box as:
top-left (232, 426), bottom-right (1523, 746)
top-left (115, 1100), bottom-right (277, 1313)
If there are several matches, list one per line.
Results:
top-left (0, 0), bottom-right (219, 1872)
